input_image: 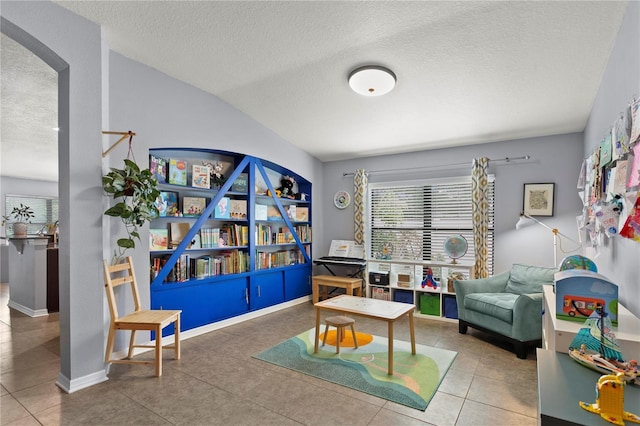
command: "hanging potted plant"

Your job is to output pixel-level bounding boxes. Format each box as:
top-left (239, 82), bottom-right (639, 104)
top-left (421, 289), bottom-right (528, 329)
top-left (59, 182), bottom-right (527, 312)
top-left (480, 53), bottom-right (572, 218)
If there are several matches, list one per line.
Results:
top-left (102, 159), bottom-right (160, 264)
top-left (2, 203), bottom-right (35, 237)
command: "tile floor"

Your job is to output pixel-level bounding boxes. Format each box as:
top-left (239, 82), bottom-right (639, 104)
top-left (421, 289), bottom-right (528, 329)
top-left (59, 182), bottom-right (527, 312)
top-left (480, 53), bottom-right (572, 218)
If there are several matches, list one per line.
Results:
top-left (0, 282), bottom-right (539, 425)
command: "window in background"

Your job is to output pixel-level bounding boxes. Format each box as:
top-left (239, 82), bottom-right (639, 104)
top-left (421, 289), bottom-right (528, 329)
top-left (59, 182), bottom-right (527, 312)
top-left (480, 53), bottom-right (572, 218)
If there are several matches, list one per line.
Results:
top-left (368, 176), bottom-right (495, 275)
top-left (4, 195), bottom-right (59, 236)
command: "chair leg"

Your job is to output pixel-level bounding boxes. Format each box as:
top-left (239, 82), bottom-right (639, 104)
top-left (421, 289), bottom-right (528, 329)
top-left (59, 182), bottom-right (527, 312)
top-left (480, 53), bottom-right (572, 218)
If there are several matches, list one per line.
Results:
top-left (174, 316), bottom-right (181, 360)
top-left (155, 325), bottom-right (162, 377)
top-left (335, 326), bottom-right (341, 354)
top-left (350, 324), bottom-right (358, 349)
top-left (127, 330), bottom-right (137, 359)
top-left (105, 324), bottom-right (116, 363)
top-left (322, 323), bottom-right (329, 346)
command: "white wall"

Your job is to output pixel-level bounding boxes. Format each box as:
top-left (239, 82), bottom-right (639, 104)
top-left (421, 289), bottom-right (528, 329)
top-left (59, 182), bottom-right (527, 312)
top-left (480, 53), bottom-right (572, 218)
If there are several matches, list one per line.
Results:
top-left (322, 133), bottom-right (584, 273)
top-left (583, 1), bottom-right (640, 317)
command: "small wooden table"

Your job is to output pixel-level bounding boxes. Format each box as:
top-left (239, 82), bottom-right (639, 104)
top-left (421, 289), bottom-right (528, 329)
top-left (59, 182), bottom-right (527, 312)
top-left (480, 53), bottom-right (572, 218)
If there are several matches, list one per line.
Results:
top-left (312, 275), bottom-right (362, 304)
top-left (313, 295), bottom-right (416, 375)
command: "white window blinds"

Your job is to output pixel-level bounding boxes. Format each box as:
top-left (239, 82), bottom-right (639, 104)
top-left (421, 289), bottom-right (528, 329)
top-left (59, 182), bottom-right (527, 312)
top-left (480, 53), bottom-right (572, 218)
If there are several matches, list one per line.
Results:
top-left (4, 195), bottom-right (58, 236)
top-left (369, 176), bottom-right (494, 275)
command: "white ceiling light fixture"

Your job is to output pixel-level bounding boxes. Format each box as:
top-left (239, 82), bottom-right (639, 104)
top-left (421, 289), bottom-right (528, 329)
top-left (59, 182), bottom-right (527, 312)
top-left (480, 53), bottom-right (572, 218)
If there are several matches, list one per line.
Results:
top-left (348, 65), bottom-right (396, 97)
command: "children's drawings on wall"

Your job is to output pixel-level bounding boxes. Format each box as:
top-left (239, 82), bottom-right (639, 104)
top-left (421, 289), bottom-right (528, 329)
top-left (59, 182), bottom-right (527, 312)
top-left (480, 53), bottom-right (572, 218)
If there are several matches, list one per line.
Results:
top-left (579, 97), bottom-right (640, 247)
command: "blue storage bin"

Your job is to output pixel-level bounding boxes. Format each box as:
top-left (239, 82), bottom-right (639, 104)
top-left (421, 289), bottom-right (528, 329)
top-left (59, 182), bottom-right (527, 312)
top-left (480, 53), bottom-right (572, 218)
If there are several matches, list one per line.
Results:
top-left (393, 290), bottom-right (414, 304)
top-left (443, 295), bottom-right (458, 319)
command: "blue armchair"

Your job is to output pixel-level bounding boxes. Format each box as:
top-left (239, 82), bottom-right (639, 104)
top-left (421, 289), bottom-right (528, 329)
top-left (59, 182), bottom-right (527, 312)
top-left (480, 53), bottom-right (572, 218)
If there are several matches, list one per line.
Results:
top-left (454, 264), bottom-right (555, 359)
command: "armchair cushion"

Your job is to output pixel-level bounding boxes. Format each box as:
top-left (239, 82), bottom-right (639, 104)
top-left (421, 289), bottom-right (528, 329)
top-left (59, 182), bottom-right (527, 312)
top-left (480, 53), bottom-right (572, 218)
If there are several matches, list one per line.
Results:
top-left (464, 293), bottom-right (518, 324)
top-left (505, 264), bottom-right (556, 295)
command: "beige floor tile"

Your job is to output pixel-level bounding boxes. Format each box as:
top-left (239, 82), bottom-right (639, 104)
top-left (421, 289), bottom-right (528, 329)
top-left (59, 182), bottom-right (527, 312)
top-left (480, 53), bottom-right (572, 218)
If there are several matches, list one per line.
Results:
top-left (0, 282), bottom-right (542, 425)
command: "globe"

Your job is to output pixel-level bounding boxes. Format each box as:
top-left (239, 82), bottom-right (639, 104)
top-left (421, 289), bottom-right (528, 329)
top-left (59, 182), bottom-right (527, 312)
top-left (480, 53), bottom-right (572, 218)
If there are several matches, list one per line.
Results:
top-left (559, 255), bottom-right (597, 272)
top-left (443, 235), bottom-right (468, 264)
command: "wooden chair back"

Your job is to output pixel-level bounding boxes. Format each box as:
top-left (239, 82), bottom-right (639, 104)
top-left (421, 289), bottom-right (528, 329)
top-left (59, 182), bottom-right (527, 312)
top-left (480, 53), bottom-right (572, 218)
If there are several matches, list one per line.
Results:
top-left (104, 256), bottom-right (143, 321)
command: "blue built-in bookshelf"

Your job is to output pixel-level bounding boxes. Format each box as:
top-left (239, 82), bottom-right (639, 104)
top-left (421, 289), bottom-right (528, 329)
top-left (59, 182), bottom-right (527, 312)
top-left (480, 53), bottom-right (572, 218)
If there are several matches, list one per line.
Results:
top-left (149, 148), bottom-right (312, 333)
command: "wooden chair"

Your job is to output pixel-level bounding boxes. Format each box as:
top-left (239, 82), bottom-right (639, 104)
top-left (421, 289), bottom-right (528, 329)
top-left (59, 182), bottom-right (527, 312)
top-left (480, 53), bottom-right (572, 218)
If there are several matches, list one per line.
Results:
top-left (103, 256), bottom-right (181, 376)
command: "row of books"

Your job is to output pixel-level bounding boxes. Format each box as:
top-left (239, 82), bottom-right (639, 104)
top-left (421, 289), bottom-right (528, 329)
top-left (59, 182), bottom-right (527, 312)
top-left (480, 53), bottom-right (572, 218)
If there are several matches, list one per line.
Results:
top-left (155, 192), bottom-right (248, 219)
top-left (149, 154), bottom-right (248, 192)
top-left (255, 224), bottom-right (312, 245)
top-left (151, 250), bottom-right (249, 282)
top-left (254, 249), bottom-right (308, 270)
top-left (151, 222), bottom-right (308, 251)
top-left (255, 204), bottom-right (308, 222)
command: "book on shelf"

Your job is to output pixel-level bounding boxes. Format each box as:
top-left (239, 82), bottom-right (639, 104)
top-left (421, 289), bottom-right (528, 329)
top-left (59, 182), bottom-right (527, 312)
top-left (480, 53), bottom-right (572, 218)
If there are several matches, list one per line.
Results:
top-left (296, 206), bottom-right (309, 222)
top-left (200, 227), bottom-right (220, 248)
top-left (214, 197), bottom-right (230, 219)
top-left (155, 191), bottom-right (179, 217)
top-left (149, 154), bottom-right (167, 183)
top-left (267, 205), bottom-right (282, 220)
top-left (183, 196), bottom-right (206, 217)
top-left (230, 199), bottom-right (247, 220)
top-left (149, 228), bottom-right (169, 250)
top-left (286, 205), bottom-right (296, 221)
top-left (255, 204), bottom-right (268, 221)
top-left (170, 222), bottom-right (192, 248)
top-left (168, 159), bottom-right (188, 186)
top-left (231, 172), bottom-right (248, 193)
top-left (191, 164), bottom-right (210, 189)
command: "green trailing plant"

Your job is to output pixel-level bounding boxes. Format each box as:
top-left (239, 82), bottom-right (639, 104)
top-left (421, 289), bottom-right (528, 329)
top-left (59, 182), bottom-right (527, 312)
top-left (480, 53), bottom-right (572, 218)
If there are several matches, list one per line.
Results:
top-left (102, 159), bottom-right (160, 264)
top-left (2, 203), bottom-right (35, 226)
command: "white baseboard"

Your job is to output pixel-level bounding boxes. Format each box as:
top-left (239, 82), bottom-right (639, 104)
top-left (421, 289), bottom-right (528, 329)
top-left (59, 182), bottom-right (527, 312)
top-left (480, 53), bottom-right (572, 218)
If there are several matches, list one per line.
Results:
top-left (8, 299), bottom-right (48, 317)
top-left (56, 369), bottom-right (108, 394)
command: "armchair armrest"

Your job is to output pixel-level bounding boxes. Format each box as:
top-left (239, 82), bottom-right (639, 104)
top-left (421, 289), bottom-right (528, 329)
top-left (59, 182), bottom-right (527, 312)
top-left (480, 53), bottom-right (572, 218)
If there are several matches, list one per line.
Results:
top-left (511, 292), bottom-right (543, 342)
top-left (453, 270), bottom-right (509, 299)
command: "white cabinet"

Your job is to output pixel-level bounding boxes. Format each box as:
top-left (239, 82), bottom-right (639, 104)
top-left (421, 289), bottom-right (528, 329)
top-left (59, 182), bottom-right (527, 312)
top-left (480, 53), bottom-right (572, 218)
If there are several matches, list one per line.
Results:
top-left (542, 285), bottom-right (640, 357)
top-left (366, 259), bottom-right (474, 321)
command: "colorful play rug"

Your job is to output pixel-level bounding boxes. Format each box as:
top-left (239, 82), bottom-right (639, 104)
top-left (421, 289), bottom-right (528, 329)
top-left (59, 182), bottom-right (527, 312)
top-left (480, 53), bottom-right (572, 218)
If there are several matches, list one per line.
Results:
top-left (253, 328), bottom-right (457, 411)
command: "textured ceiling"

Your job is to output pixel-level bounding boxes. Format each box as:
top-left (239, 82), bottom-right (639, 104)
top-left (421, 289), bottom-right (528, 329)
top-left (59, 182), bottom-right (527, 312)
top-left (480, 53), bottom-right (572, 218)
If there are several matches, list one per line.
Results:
top-left (0, 1), bottom-right (629, 181)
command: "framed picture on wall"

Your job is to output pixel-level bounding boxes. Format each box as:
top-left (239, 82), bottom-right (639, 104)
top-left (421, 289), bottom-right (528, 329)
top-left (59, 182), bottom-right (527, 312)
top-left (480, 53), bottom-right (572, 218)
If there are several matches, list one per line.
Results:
top-left (523, 183), bottom-right (555, 216)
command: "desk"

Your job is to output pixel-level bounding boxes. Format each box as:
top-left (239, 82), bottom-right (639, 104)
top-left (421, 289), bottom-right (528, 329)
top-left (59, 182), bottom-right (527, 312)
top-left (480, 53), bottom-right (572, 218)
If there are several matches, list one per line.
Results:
top-left (313, 295), bottom-right (416, 375)
top-left (537, 348), bottom-right (640, 426)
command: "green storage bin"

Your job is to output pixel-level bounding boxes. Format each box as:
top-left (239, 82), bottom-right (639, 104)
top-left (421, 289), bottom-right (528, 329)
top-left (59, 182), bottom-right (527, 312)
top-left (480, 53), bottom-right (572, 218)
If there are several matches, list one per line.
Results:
top-left (420, 293), bottom-right (440, 316)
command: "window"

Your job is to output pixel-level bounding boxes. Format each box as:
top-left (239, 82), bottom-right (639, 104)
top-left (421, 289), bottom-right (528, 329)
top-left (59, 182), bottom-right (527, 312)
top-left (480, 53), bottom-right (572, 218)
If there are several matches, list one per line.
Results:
top-left (368, 176), bottom-right (495, 275)
top-left (4, 195), bottom-right (59, 236)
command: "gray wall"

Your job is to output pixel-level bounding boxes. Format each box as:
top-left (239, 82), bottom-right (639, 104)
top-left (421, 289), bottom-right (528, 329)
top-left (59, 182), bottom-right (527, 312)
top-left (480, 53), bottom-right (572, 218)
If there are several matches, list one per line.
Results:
top-left (583, 1), bottom-right (640, 317)
top-left (1, 0), bottom-right (323, 392)
top-left (2, 1), bottom-right (105, 390)
top-left (107, 50), bottom-right (324, 308)
top-left (322, 133), bottom-right (584, 273)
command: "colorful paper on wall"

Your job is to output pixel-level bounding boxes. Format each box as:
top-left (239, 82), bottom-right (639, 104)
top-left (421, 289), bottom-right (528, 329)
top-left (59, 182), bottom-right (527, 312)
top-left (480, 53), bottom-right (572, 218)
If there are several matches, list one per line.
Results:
top-left (599, 133), bottom-right (612, 167)
top-left (630, 98), bottom-right (640, 146)
top-left (611, 160), bottom-right (628, 194)
top-left (627, 144), bottom-right (640, 188)
top-left (613, 108), bottom-right (632, 156)
top-left (620, 193), bottom-right (640, 242)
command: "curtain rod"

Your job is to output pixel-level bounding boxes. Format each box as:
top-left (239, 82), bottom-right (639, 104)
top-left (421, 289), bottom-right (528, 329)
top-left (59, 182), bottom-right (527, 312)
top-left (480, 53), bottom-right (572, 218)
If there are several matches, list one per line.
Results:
top-left (342, 155), bottom-right (531, 177)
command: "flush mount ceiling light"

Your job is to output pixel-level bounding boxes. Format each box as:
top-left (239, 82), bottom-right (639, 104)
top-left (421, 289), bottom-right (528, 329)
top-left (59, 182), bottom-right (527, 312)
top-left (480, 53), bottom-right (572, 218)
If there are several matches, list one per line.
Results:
top-left (348, 65), bottom-right (396, 96)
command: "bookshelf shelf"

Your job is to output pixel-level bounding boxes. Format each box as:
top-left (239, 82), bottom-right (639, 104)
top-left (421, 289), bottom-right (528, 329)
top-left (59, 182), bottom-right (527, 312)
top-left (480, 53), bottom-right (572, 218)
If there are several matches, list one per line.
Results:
top-left (149, 148), bottom-right (312, 333)
top-left (366, 259), bottom-right (474, 322)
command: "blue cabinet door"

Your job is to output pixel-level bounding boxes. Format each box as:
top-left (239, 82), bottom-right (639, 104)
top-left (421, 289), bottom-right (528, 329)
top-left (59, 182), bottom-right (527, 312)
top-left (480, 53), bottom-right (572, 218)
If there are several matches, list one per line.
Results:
top-left (284, 265), bottom-right (311, 301)
top-left (211, 277), bottom-right (250, 321)
top-left (250, 271), bottom-right (284, 310)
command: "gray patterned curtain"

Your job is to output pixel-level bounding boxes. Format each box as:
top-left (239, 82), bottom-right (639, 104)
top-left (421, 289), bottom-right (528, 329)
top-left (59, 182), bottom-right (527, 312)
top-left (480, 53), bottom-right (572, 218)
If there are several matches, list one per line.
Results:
top-left (472, 158), bottom-right (489, 278)
top-left (354, 169), bottom-right (368, 255)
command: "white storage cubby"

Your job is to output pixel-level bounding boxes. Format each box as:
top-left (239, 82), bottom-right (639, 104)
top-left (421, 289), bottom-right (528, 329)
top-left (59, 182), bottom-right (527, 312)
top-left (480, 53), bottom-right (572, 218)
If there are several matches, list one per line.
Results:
top-left (366, 259), bottom-right (475, 322)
